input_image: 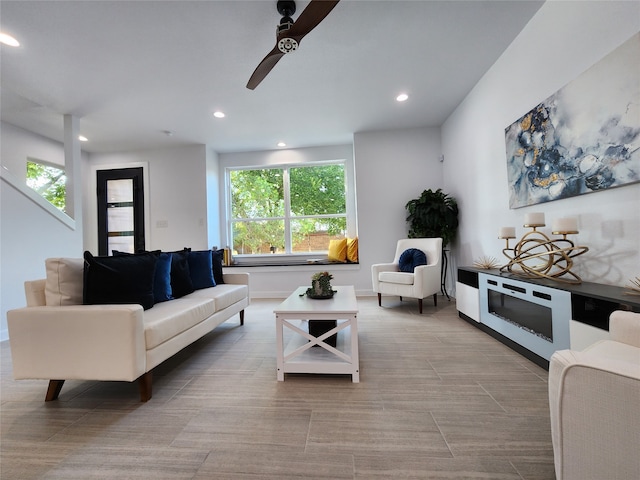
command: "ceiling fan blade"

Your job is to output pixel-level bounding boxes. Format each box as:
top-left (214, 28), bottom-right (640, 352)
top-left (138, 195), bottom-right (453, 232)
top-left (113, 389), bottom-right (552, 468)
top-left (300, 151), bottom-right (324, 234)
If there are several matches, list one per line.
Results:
top-left (288, 0), bottom-right (340, 40)
top-left (246, 0), bottom-right (340, 90)
top-left (246, 45), bottom-right (285, 90)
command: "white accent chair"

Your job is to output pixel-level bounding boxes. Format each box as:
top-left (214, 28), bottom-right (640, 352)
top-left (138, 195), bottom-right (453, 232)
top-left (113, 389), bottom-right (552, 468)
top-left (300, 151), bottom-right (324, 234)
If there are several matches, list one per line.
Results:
top-left (548, 310), bottom-right (640, 480)
top-left (371, 238), bottom-right (442, 314)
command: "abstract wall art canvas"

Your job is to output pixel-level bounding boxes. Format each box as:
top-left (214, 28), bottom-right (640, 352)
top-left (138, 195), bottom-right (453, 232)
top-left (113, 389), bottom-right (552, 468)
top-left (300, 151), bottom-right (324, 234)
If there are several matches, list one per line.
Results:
top-left (504, 33), bottom-right (639, 209)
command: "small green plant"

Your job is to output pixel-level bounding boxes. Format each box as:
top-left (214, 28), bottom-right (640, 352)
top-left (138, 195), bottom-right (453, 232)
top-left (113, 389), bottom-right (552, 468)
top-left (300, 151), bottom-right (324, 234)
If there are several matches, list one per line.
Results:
top-left (405, 189), bottom-right (459, 247)
top-left (311, 271), bottom-right (334, 296)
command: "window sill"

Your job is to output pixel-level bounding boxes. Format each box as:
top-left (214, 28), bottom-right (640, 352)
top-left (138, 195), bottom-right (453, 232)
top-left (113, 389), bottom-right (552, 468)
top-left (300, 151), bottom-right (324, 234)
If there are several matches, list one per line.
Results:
top-left (226, 261), bottom-right (359, 268)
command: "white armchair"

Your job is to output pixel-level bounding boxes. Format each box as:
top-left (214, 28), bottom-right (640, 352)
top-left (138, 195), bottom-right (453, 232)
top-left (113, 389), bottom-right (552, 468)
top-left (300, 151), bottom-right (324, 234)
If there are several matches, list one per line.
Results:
top-left (548, 310), bottom-right (640, 480)
top-left (371, 238), bottom-right (442, 314)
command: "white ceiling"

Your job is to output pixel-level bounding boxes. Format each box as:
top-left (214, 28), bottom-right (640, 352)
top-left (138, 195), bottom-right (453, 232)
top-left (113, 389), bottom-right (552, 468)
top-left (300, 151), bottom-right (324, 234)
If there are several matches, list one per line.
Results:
top-left (0, 0), bottom-right (543, 154)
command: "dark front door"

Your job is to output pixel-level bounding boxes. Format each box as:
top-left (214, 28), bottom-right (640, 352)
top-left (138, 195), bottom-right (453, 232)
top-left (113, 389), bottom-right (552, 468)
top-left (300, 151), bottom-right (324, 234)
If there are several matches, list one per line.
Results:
top-left (96, 167), bottom-right (145, 255)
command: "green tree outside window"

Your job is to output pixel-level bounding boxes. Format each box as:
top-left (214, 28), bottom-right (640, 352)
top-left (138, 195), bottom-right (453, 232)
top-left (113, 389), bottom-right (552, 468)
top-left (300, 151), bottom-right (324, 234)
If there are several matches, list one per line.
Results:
top-left (229, 164), bottom-right (347, 255)
top-left (26, 161), bottom-right (66, 212)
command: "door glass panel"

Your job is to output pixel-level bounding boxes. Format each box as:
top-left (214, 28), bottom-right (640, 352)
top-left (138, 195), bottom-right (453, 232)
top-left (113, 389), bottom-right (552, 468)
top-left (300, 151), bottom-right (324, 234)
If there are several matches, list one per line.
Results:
top-left (106, 179), bottom-right (135, 254)
top-left (107, 179), bottom-right (133, 203)
top-left (108, 236), bottom-right (135, 255)
top-left (107, 206), bottom-right (134, 232)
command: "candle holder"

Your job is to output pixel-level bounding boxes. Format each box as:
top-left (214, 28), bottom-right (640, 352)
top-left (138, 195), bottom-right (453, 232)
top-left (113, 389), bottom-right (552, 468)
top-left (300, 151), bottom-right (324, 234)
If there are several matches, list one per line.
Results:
top-left (499, 221), bottom-right (589, 284)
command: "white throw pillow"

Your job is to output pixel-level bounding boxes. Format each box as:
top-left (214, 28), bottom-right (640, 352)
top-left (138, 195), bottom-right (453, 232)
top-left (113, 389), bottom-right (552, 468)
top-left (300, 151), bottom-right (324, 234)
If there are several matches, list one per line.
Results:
top-left (45, 258), bottom-right (84, 306)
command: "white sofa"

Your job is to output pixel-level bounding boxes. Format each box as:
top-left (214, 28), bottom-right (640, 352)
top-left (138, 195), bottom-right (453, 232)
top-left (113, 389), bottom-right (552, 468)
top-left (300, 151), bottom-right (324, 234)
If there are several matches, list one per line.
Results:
top-left (7, 258), bottom-right (249, 402)
top-left (548, 310), bottom-right (640, 480)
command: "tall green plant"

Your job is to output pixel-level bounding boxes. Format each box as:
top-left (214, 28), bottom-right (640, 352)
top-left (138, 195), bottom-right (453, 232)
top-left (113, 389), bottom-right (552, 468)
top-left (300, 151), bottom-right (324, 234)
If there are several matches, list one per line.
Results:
top-left (405, 189), bottom-right (459, 247)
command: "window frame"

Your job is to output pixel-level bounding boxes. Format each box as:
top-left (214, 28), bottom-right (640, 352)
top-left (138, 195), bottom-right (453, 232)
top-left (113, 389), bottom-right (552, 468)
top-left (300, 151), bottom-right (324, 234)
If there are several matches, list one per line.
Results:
top-left (224, 157), bottom-right (357, 265)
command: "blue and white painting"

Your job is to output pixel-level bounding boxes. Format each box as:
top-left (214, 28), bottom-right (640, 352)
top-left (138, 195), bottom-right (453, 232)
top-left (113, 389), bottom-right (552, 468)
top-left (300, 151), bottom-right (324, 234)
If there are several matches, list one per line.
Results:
top-left (505, 33), bottom-right (639, 209)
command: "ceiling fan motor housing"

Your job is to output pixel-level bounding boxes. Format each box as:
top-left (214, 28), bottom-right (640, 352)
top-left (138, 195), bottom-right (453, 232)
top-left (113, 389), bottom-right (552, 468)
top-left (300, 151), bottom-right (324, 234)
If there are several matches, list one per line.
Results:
top-left (276, 0), bottom-right (297, 52)
top-left (277, 0), bottom-right (296, 17)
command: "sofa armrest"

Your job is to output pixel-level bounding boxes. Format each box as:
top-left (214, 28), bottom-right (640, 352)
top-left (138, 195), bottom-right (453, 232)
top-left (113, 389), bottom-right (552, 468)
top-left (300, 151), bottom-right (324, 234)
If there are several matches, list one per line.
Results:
top-left (25, 279), bottom-right (46, 307)
top-left (371, 263), bottom-right (398, 292)
top-left (413, 263), bottom-right (441, 294)
top-left (222, 272), bottom-right (249, 286)
top-left (549, 348), bottom-right (640, 480)
top-left (371, 263), bottom-right (398, 273)
top-left (7, 304), bottom-right (146, 382)
top-left (609, 310), bottom-right (640, 348)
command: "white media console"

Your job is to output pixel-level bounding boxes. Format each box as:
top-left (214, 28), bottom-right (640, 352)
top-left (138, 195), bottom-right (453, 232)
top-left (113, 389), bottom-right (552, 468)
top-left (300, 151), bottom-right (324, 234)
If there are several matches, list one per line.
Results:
top-left (456, 267), bottom-right (640, 368)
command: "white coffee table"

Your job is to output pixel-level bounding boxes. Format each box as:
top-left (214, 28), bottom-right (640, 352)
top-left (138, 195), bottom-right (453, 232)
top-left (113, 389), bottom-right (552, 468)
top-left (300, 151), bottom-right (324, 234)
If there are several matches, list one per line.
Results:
top-left (274, 285), bottom-right (360, 382)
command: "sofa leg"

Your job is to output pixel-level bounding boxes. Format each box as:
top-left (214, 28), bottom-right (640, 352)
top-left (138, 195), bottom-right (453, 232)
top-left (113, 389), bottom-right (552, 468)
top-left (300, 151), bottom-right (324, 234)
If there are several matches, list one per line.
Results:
top-left (239, 310), bottom-right (245, 326)
top-left (418, 299), bottom-right (423, 314)
top-left (433, 293), bottom-right (437, 307)
top-left (138, 372), bottom-right (153, 402)
top-left (377, 293), bottom-right (382, 307)
top-left (45, 379), bottom-right (65, 401)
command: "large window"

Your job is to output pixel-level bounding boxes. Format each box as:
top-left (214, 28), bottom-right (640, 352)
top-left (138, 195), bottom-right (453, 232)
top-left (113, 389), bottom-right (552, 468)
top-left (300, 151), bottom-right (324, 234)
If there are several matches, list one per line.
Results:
top-left (229, 162), bottom-right (348, 257)
top-left (26, 159), bottom-right (66, 212)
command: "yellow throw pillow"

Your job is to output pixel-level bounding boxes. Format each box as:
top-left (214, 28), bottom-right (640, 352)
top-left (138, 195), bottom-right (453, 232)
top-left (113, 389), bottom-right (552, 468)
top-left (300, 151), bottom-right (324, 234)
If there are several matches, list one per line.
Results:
top-left (328, 239), bottom-right (348, 263)
top-left (347, 237), bottom-right (359, 263)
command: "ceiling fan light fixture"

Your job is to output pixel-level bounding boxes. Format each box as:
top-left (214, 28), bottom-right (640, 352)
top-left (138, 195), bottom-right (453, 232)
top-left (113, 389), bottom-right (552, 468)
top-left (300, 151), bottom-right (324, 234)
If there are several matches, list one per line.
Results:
top-left (278, 37), bottom-right (298, 54)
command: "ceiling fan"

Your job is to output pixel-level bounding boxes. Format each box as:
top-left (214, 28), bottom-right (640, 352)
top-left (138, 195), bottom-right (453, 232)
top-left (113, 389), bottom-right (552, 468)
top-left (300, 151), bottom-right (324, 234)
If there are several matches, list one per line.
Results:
top-left (246, 0), bottom-right (340, 90)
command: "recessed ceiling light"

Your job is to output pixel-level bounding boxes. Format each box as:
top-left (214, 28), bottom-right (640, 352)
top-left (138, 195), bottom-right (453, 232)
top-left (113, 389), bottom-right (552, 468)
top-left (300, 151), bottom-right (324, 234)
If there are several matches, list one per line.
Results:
top-left (0, 32), bottom-right (20, 47)
top-left (78, 135), bottom-right (88, 142)
top-left (277, 142), bottom-right (286, 147)
top-left (396, 93), bottom-right (409, 102)
top-left (213, 111), bottom-right (225, 118)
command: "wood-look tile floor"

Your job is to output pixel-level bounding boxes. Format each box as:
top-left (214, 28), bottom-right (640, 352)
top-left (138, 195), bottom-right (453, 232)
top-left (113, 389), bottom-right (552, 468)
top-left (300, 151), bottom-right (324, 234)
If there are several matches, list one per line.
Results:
top-left (1, 296), bottom-right (556, 479)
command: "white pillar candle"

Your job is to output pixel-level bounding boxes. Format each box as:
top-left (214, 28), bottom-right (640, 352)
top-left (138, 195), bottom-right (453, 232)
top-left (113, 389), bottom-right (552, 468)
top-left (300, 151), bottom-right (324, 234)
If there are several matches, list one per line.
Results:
top-left (552, 217), bottom-right (578, 232)
top-left (524, 212), bottom-right (545, 226)
top-left (498, 227), bottom-right (516, 238)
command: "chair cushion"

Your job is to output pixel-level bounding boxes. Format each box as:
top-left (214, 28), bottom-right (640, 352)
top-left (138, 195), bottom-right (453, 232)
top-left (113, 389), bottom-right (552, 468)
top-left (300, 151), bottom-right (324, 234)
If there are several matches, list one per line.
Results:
top-left (186, 284), bottom-right (249, 311)
top-left (398, 248), bottom-right (427, 272)
top-left (379, 271), bottom-right (415, 285)
top-left (143, 297), bottom-right (215, 349)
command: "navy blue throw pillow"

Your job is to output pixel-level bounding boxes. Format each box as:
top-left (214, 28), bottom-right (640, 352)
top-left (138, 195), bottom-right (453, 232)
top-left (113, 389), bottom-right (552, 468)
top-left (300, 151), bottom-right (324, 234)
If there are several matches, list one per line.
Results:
top-left (398, 248), bottom-right (427, 273)
top-left (188, 250), bottom-right (216, 290)
top-left (169, 249), bottom-right (194, 298)
top-left (153, 252), bottom-right (173, 302)
top-left (83, 250), bottom-right (157, 310)
top-left (211, 249), bottom-right (225, 285)
top-left (113, 250), bottom-right (173, 303)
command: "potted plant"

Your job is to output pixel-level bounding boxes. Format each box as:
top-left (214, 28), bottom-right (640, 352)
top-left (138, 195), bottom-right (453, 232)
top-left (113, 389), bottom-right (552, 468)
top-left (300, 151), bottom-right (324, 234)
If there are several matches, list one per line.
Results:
top-left (405, 189), bottom-right (459, 247)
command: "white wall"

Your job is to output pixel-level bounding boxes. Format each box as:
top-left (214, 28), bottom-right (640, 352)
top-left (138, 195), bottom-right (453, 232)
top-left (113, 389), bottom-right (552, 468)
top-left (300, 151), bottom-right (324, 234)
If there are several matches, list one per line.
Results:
top-left (1, 123), bottom-right (84, 340)
top-left (206, 147), bottom-right (221, 249)
top-left (354, 127), bottom-right (444, 284)
top-left (1, 122), bottom-right (65, 177)
top-left (86, 145), bottom-right (209, 253)
top-left (442, 1), bottom-right (640, 289)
